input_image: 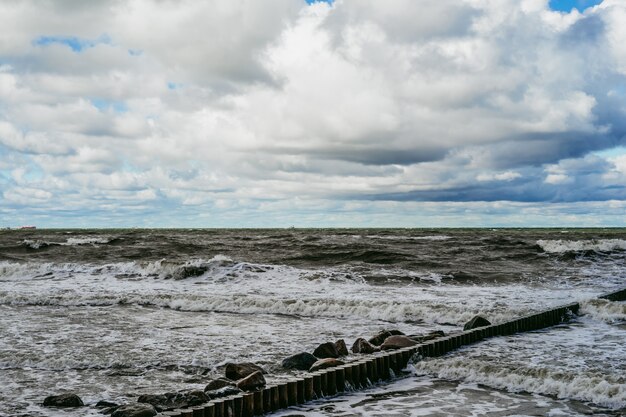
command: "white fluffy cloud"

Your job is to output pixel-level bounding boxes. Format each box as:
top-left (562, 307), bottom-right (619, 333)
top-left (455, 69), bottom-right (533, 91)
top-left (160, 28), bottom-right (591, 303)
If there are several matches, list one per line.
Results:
top-left (0, 0), bottom-right (625, 227)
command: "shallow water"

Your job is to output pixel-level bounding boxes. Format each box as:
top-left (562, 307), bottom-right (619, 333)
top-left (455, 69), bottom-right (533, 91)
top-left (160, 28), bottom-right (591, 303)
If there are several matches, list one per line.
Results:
top-left (0, 228), bottom-right (624, 416)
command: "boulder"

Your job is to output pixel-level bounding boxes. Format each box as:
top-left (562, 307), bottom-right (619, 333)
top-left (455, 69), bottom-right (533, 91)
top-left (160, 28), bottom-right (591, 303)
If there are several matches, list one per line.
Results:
top-left (463, 315), bottom-right (491, 331)
top-left (43, 393), bottom-right (84, 408)
top-left (225, 362), bottom-right (265, 380)
top-left (312, 342), bottom-right (339, 359)
top-left (236, 370), bottom-right (266, 391)
top-left (205, 386), bottom-right (242, 400)
top-left (407, 330), bottom-right (445, 343)
top-left (95, 400), bottom-right (119, 409)
top-left (380, 335), bottom-right (418, 350)
top-left (137, 390), bottom-right (208, 412)
top-left (309, 358), bottom-right (345, 372)
top-left (281, 352), bottom-right (318, 370)
top-left (368, 329), bottom-right (405, 346)
top-left (111, 403), bottom-right (157, 417)
top-left (204, 377), bottom-right (236, 392)
top-left (351, 338), bottom-right (380, 354)
top-left (334, 339), bottom-right (349, 356)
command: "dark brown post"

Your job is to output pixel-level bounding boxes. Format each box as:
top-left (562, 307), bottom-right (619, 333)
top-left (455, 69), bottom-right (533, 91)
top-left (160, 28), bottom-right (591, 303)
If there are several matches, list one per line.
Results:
top-left (304, 375), bottom-right (314, 400)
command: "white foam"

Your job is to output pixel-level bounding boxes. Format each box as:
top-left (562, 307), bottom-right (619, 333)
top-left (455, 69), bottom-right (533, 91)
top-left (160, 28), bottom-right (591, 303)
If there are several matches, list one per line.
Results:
top-left (414, 358), bottom-right (626, 409)
top-left (537, 239), bottom-right (626, 253)
top-left (580, 299), bottom-right (626, 323)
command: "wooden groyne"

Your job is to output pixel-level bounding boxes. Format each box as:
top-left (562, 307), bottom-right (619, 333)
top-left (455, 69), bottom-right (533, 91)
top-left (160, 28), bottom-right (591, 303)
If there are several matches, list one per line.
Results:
top-left (156, 288), bottom-right (626, 417)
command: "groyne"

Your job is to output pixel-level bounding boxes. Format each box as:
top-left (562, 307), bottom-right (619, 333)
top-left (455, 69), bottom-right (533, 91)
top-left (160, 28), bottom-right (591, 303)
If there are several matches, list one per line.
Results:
top-left (156, 288), bottom-right (626, 417)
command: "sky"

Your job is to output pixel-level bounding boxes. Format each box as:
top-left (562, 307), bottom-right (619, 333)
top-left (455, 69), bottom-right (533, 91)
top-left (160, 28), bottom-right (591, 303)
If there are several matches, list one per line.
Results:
top-left (0, 0), bottom-right (625, 228)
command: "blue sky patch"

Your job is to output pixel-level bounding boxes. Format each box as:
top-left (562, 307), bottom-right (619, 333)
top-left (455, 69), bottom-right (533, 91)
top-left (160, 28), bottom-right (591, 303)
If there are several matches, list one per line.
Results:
top-left (549, 0), bottom-right (603, 12)
top-left (306, 0), bottom-right (333, 4)
top-left (90, 98), bottom-right (128, 113)
top-left (33, 34), bottom-right (111, 52)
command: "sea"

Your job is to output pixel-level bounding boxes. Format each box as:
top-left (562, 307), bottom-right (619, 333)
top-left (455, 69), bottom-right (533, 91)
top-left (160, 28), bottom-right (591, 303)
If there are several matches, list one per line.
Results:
top-left (0, 228), bottom-right (625, 417)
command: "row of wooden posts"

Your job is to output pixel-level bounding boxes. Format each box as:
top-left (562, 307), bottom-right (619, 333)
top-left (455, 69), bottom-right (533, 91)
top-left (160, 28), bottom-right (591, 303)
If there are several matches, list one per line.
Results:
top-left (157, 287), bottom-right (626, 417)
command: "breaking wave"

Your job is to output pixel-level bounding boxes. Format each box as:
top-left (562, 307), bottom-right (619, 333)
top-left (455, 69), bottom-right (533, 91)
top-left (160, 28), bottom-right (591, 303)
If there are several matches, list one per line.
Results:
top-left (413, 358), bottom-right (626, 409)
top-left (537, 239), bottom-right (626, 254)
top-left (21, 237), bottom-right (115, 249)
top-left (580, 299), bottom-right (626, 324)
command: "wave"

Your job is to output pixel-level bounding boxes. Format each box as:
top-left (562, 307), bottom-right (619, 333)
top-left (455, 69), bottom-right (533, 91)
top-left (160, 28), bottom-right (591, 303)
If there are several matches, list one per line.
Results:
top-left (580, 299), bottom-right (626, 324)
top-left (413, 358), bottom-right (626, 409)
top-left (536, 239), bottom-right (626, 254)
top-left (21, 237), bottom-right (115, 249)
top-left (0, 289), bottom-right (520, 325)
top-left (366, 235), bottom-right (451, 241)
top-left (0, 256), bottom-right (244, 281)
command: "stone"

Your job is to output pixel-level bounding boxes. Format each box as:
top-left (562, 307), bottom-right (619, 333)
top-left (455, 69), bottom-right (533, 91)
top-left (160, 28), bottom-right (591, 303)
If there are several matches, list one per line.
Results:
top-left (111, 403), bottom-right (157, 417)
top-left (407, 330), bottom-right (445, 343)
top-left (380, 335), bottom-right (418, 350)
top-left (204, 377), bottom-right (236, 392)
top-left (236, 370), bottom-right (266, 391)
top-left (281, 352), bottom-right (318, 370)
top-left (309, 358), bottom-right (345, 372)
top-left (225, 362), bottom-right (265, 380)
top-left (205, 386), bottom-right (242, 400)
top-left (137, 390), bottom-right (208, 412)
top-left (312, 342), bottom-right (339, 359)
top-left (351, 337), bottom-right (380, 354)
top-left (334, 339), bottom-right (349, 356)
top-left (368, 329), bottom-right (405, 346)
top-left (463, 315), bottom-right (491, 331)
top-left (43, 393), bottom-right (84, 408)
top-left (95, 400), bottom-right (119, 408)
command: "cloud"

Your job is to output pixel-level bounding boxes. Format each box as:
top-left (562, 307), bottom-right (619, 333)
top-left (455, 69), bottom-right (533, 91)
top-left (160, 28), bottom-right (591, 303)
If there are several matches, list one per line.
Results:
top-left (0, 0), bottom-right (625, 226)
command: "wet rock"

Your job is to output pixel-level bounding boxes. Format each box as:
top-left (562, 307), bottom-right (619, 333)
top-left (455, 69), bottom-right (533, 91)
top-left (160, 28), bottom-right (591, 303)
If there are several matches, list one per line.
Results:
top-left (111, 403), bottom-right (157, 417)
top-left (312, 342), bottom-right (339, 359)
top-left (95, 400), bottom-right (119, 409)
top-left (368, 329), bottom-right (405, 346)
top-left (205, 386), bottom-right (242, 400)
top-left (351, 337), bottom-right (380, 354)
top-left (43, 393), bottom-right (84, 408)
top-left (236, 370), bottom-right (266, 391)
top-left (380, 335), bottom-right (418, 350)
top-left (281, 352), bottom-right (318, 370)
top-left (225, 362), bottom-right (265, 380)
top-left (463, 315), bottom-right (491, 331)
top-left (204, 377), bottom-right (236, 392)
top-left (309, 358), bottom-right (345, 372)
top-left (137, 390), bottom-right (208, 412)
top-left (334, 339), bottom-right (349, 356)
top-left (407, 330), bottom-right (445, 343)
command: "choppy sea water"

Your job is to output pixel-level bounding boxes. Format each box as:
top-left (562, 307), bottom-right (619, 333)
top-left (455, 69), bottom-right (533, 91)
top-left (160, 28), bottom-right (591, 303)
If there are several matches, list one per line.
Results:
top-left (0, 228), bottom-right (624, 416)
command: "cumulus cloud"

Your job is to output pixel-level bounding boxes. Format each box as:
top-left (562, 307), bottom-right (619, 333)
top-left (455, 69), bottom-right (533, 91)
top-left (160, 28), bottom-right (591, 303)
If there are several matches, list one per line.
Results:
top-left (0, 0), bottom-right (625, 226)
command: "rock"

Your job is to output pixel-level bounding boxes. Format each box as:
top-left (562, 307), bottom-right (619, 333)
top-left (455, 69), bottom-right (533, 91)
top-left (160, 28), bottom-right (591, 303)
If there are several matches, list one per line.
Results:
top-left (96, 400), bottom-right (119, 408)
top-left (43, 393), bottom-right (84, 408)
top-left (380, 335), bottom-right (418, 350)
top-left (463, 315), bottom-right (491, 331)
top-left (351, 337), bottom-right (380, 354)
top-left (236, 370), bottom-right (266, 391)
top-left (225, 362), bottom-right (265, 380)
top-left (111, 403), bottom-right (157, 417)
top-left (368, 329), bottom-right (405, 346)
top-left (204, 377), bottom-right (236, 392)
top-left (309, 358), bottom-right (345, 372)
top-left (205, 386), bottom-right (242, 400)
top-left (281, 352), bottom-right (318, 370)
top-left (313, 342), bottom-right (339, 359)
top-left (407, 330), bottom-right (445, 343)
top-left (137, 390), bottom-right (208, 412)
top-left (334, 339), bottom-right (349, 356)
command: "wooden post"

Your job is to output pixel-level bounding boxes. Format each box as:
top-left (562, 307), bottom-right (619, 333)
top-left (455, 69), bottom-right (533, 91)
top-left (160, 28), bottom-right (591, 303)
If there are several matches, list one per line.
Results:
top-left (279, 382), bottom-right (289, 408)
top-left (336, 366), bottom-right (346, 393)
top-left (312, 372), bottom-right (323, 398)
top-left (253, 390), bottom-right (263, 416)
top-left (287, 379), bottom-right (298, 406)
top-left (304, 375), bottom-right (314, 400)
top-left (242, 393), bottom-right (254, 417)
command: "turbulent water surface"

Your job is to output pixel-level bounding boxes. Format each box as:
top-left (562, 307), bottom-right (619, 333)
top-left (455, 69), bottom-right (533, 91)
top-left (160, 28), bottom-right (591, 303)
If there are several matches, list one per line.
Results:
top-left (0, 228), bottom-right (625, 416)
